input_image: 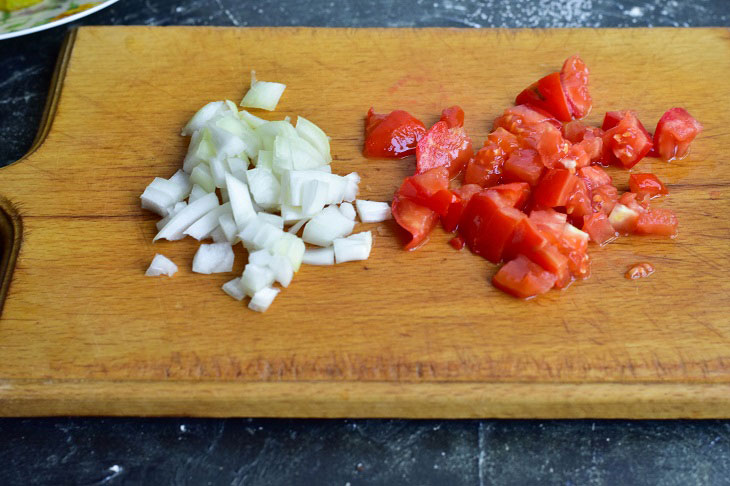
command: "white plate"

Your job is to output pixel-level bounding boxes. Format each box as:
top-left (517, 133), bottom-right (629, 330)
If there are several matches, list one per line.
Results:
top-left (0, 0), bottom-right (118, 41)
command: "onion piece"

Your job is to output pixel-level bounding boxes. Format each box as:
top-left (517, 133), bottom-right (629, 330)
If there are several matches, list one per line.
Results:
top-left (338, 202), bottom-right (356, 220)
top-left (182, 101), bottom-right (224, 136)
top-left (257, 212), bottom-right (284, 229)
top-left (156, 201), bottom-right (188, 231)
top-left (302, 247), bottom-right (335, 266)
top-left (334, 231), bottom-right (373, 263)
top-left (183, 128), bottom-right (216, 173)
top-left (287, 218), bottom-right (308, 235)
top-left (222, 277), bottom-right (245, 301)
top-left (184, 202), bottom-right (231, 241)
top-left (248, 249), bottom-right (273, 267)
top-left (295, 116), bottom-right (332, 163)
top-left (269, 254), bottom-right (293, 287)
top-left (270, 233), bottom-right (305, 271)
top-left (300, 179), bottom-right (329, 216)
top-left (248, 286), bottom-right (280, 313)
top-left (240, 263), bottom-right (275, 296)
top-left (280, 170), bottom-right (348, 207)
top-left (207, 124), bottom-right (246, 162)
top-left (239, 109), bottom-right (267, 129)
top-left (188, 184), bottom-right (208, 203)
top-left (246, 167), bottom-right (281, 210)
top-left (168, 170), bottom-right (193, 200)
top-left (255, 121), bottom-right (298, 152)
top-left (218, 213), bottom-right (239, 243)
top-left (240, 71), bottom-right (286, 111)
top-left (355, 199), bottom-right (392, 223)
top-left (145, 254), bottom-right (178, 277)
top-left (190, 164), bottom-right (216, 193)
top-left (209, 158), bottom-right (228, 188)
top-left (313, 165), bottom-right (332, 173)
top-left (210, 226), bottom-right (228, 243)
top-left (280, 204), bottom-right (306, 224)
top-left (302, 206), bottom-right (356, 247)
top-left (256, 150), bottom-right (274, 171)
top-left (273, 135), bottom-right (327, 175)
top-left (226, 157), bottom-right (249, 181)
top-left (192, 242), bottom-right (235, 274)
top-left (155, 192), bottom-right (219, 242)
top-left (343, 172), bottom-right (360, 202)
top-left (141, 186), bottom-right (176, 217)
top-left (225, 173), bottom-right (257, 229)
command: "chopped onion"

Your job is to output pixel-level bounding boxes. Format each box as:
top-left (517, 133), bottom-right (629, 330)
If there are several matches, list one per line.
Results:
top-left (192, 242), bottom-right (235, 274)
top-left (210, 226), bottom-right (228, 243)
top-left (207, 124), bottom-right (246, 162)
top-left (156, 201), bottom-right (188, 231)
top-left (302, 206), bottom-right (356, 247)
top-left (273, 135), bottom-right (327, 175)
top-left (184, 202), bottom-right (231, 240)
top-left (188, 184), bottom-right (207, 203)
top-left (355, 199), bottom-right (392, 223)
top-left (248, 286), bottom-right (280, 313)
top-left (248, 249), bottom-right (273, 267)
top-left (296, 116), bottom-right (332, 163)
top-left (313, 164), bottom-right (332, 173)
top-left (239, 109), bottom-right (267, 129)
top-left (222, 277), bottom-right (245, 301)
top-left (300, 179), bottom-right (329, 216)
top-left (246, 167), bottom-right (281, 210)
top-left (190, 164), bottom-right (216, 193)
top-left (240, 263), bottom-right (275, 296)
top-left (269, 254), bottom-right (294, 287)
top-left (334, 231), bottom-right (372, 263)
top-left (280, 170), bottom-right (348, 207)
top-left (256, 150), bottom-right (274, 171)
top-left (209, 158), bottom-right (228, 188)
top-left (270, 233), bottom-right (305, 271)
top-left (257, 212), bottom-right (284, 229)
top-left (218, 213), bottom-right (239, 243)
top-left (343, 172), bottom-right (360, 202)
top-left (182, 101), bottom-right (224, 136)
top-left (287, 218), bottom-right (308, 235)
top-left (141, 186), bottom-right (176, 217)
top-left (226, 157), bottom-right (249, 180)
top-left (183, 128), bottom-right (215, 173)
top-left (225, 173), bottom-right (257, 229)
top-left (339, 202), bottom-right (356, 220)
top-left (240, 71), bottom-right (286, 111)
top-left (302, 247), bottom-right (335, 265)
top-left (155, 192), bottom-right (219, 242)
top-left (168, 170), bottom-right (193, 200)
top-left (255, 121), bottom-right (298, 152)
top-left (145, 254), bottom-right (178, 277)
top-left (280, 204), bottom-right (306, 224)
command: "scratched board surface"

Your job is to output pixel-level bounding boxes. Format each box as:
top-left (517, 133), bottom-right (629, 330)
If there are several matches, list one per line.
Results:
top-left (0, 27), bottom-right (729, 418)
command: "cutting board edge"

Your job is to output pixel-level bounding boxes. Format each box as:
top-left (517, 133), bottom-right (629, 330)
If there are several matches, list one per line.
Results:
top-left (2, 379), bottom-right (730, 418)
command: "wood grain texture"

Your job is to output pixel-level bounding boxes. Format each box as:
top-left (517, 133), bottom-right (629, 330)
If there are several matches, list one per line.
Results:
top-left (1, 26), bottom-right (729, 418)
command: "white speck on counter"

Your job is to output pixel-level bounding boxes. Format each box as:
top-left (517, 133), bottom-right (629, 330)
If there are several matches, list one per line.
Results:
top-left (180, 424), bottom-right (187, 432)
top-left (626, 6), bottom-right (643, 17)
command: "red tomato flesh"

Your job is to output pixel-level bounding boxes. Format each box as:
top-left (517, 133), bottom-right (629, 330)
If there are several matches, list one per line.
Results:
top-left (653, 107), bottom-right (703, 161)
top-left (578, 166), bottom-right (612, 191)
top-left (628, 173), bottom-right (668, 198)
top-left (583, 213), bottom-right (618, 245)
top-left (465, 144), bottom-right (504, 187)
top-left (493, 255), bottom-right (557, 299)
top-left (440, 106), bottom-right (465, 128)
top-left (397, 166), bottom-right (455, 216)
top-left (634, 208), bottom-right (678, 237)
top-left (502, 148), bottom-right (544, 187)
top-left (391, 195), bottom-right (439, 251)
top-left (533, 169), bottom-right (577, 208)
top-left (560, 54), bottom-right (592, 119)
top-left (442, 184), bottom-right (482, 232)
top-left (515, 72), bottom-right (573, 122)
top-left (489, 182), bottom-right (532, 210)
top-left (363, 108), bottom-right (426, 158)
top-left (602, 111), bottom-right (653, 169)
top-left (459, 191), bottom-right (525, 264)
top-left (416, 120), bottom-right (473, 177)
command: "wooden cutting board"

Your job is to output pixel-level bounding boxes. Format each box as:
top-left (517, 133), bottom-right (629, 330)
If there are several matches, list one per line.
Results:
top-left (1, 26), bottom-right (729, 418)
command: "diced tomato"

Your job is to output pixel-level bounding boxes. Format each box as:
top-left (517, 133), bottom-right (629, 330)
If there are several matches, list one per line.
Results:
top-left (653, 107), bottom-right (703, 161)
top-left (391, 195), bottom-right (440, 251)
top-left (602, 111), bottom-right (652, 139)
top-left (363, 108), bottom-right (426, 158)
top-left (515, 72), bottom-right (573, 122)
top-left (560, 54), bottom-right (592, 119)
top-left (449, 236), bottom-right (465, 250)
top-left (583, 213), bottom-right (618, 245)
top-left (464, 144), bottom-right (504, 187)
top-left (507, 218), bottom-right (571, 288)
top-left (561, 121), bottom-right (603, 162)
top-left (459, 191), bottom-right (525, 263)
top-left (529, 209), bottom-right (567, 241)
top-left (608, 203), bottom-right (640, 234)
top-left (602, 111), bottom-right (653, 169)
top-left (533, 169), bottom-right (577, 207)
top-left (634, 208), bottom-right (678, 237)
top-left (487, 128), bottom-right (521, 156)
top-left (441, 184), bottom-right (482, 232)
top-left (397, 166), bottom-right (455, 216)
top-left (618, 191), bottom-right (650, 213)
top-left (416, 119), bottom-right (473, 177)
top-left (492, 255), bottom-right (557, 299)
top-left (628, 173), bottom-right (668, 198)
top-left (562, 121), bottom-right (590, 143)
top-left (577, 166), bottom-right (612, 191)
top-left (559, 223), bottom-right (591, 278)
top-left (591, 184), bottom-right (619, 215)
top-left (565, 178), bottom-right (593, 225)
top-left (489, 182), bottom-right (531, 210)
top-left (502, 149), bottom-right (544, 187)
top-left (524, 127), bottom-right (570, 169)
top-left (493, 105), bottom-right (561, 136)
top-left (440, 106), bottom-right (465, 129)
top-left (563, 144), bottom-right (591, 170)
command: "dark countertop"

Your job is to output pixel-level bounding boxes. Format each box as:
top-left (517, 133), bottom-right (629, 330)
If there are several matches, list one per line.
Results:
top-left (1, 1), bottom-right (730, 484)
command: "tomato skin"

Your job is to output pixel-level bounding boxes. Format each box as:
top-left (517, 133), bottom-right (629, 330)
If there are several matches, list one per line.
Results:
top-left (363, 108), bottom-right (427, 158)
top-left (459, 191), bottom-right (525, 264)
top-left (533, 169), bottom-right (578, 208)
top-left (591, 184), bottom-right (619, 215)
top-left (441, 184), bottom-right (482, 232)
top-left (465, 144), bottom-right (504, 187)
top-left (493, 105), bottom-right (561, 136)
top-left (440, 106), bottom-right (465, 128)
top-left (602, 111), bottom-right (653, 169)
top-left (635, 208), bottom-right (678, 237)
top-left (560, 54), bottom-right (592, 119)
top-left (489, 182), bottom-right (531, 210)
top-left (493, 255), bottom-right (557, 299)
top-left (577, 166), bottom-right (612, 191)
top-left (515, 72), bottom-right (573, 122)
top-left (416, 120), bottom-right (473, 177)
top-left (653, 107), bottom-right (703, 161)
top-left (582, 212), bottom-right (618, 245)
top-left (502, 148), bottom-right (544, 187)
top-left (391, 195), bottom-right (439, 251)
top-left (628, 173), bottom-right (668, 198)
top-left (397, 166), bottom-right (455, 216)
top-left (449, 236), bottom-right (465, 250)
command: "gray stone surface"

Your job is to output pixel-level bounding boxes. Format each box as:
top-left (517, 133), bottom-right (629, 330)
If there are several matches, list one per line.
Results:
top-left (1, 0), bottom-right (730, 484)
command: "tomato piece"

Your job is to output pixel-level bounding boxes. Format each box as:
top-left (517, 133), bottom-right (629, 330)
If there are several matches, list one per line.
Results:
top-left (522, 126), bottom-right (570, 169)
top-left (459, 191), bottom-right (525, 264)
top-left (416, 120), bottom-right (473, 177)
top-left (635, 208), bottom-right (678, 237)
top-left (397, 166), bottom-right (455, 216)
top-left (562, 121), bottom-right (604, 162)
top-left (602, 111), bottom-right (653, 169)
top-left (628, 173), bottom-right (668, 198)
top-left (653, 107), bottom-right (703, 161)
top-left (565, 178), bottom-right (593, 225)
top-left (489, 182), bottom-right (531, 210)
top-left (577, 166), bottom-right (612, 191)
top-left (618, 191), bottom-right (650, 213)
top-left (560, 54), bottom-right (592, 119)
top-left (487, 128), bottom-right (521, 156)
top-left (507, 218), bottom-right (571, 288)
top-left (529, 209), bottom-right (567, 241)
top-left (563, 144), bottom-right (591, 170)
top-left (502, 148), bottom-right (544, 187)
top-left (465, 144), bottom-right (504, 187)
top-left (582, 213), bottom-right (618, 245)
top-left (493, 105), bottom-right (561, 136)
top-left (449, 236), bottom-right (465, 250)
top-left (608, 203), bottom-right (640, 234)
top-left (441, 184), bottom-right (482, 232)
top-left (493, 255), bottom-right (557, 299)
top-left (533, 169), bottom-right (578, 208)
top-left (560, 224), bottom-right (591, 279)
top-left (391, 195), bottom-right (439, 250)
top-left (440, 106), bottom-right (465, 128)
top-left (591, 184), bottom-right (619, 215)
top-left (363, 108), bottom-right (427, 158)
top-left (562, 120), bottom-right (589, 143)
top-left (601, 111), bottom-right (651, 139)
top-left (515, 72), bottom-right (572, 122)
